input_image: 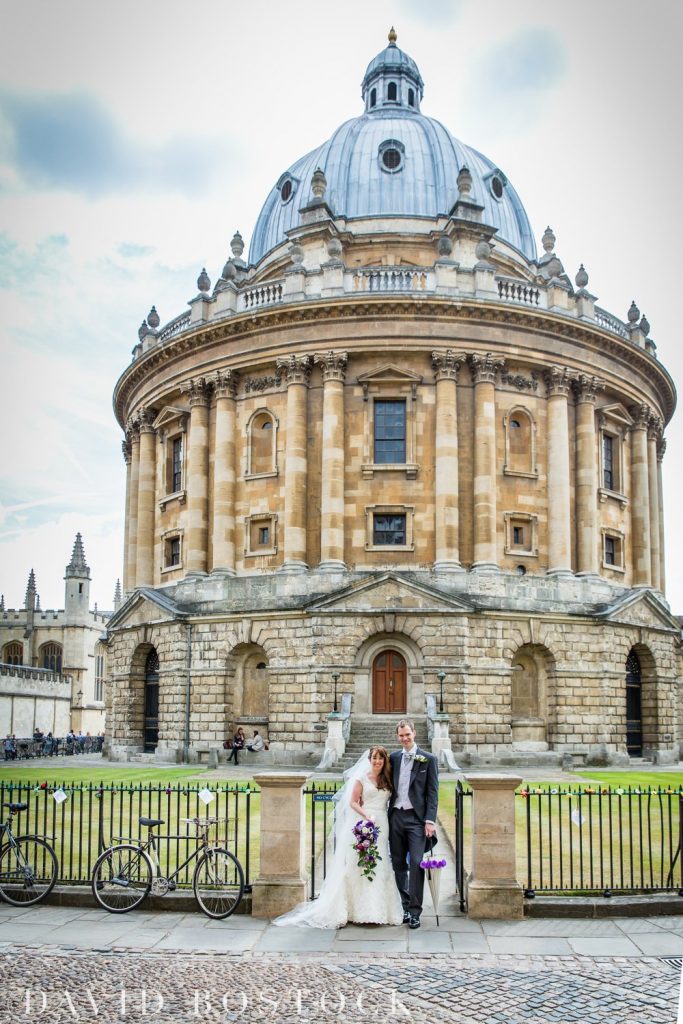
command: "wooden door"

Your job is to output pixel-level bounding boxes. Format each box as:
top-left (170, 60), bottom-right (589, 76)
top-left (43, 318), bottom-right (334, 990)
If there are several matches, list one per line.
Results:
top-left (372, 650), bottom-right (407, 714)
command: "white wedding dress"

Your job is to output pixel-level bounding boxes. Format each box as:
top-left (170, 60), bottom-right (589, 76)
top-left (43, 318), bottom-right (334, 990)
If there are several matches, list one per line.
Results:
top-left (273, 770), bottom-right (404, 928)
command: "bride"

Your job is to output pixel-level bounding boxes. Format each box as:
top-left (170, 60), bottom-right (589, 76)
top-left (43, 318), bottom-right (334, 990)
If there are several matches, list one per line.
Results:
top-left (273, 746), bottom-right (403, 928)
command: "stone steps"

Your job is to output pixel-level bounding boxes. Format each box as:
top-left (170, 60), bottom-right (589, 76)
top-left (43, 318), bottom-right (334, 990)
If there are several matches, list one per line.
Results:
top-left (338, 717), bottom-right (429, 770)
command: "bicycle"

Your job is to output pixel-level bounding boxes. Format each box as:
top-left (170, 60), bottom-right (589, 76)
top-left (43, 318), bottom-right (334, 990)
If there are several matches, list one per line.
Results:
top-left (91, 815), bottom-right (244, 919)
top-left (0, 801), bottom-right (59, 906)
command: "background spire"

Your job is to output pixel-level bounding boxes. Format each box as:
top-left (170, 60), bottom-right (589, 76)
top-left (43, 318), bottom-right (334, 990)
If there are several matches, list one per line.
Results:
top-left (66, 532), bottom-right (91, 578)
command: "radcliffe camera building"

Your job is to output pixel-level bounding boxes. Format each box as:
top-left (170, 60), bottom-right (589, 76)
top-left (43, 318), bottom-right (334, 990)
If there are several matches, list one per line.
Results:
top-left (105, 32), bottom-right (681, 766)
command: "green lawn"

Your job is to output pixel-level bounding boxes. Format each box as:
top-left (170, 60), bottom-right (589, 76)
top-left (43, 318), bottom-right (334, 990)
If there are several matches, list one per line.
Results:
top-left (574, 770), bottom-right (683, 790)
top-left (0, 764), bottom-right (215, 785)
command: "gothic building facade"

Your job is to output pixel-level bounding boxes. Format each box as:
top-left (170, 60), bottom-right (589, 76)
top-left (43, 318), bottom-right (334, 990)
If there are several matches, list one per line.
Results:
top-left (105, 33), bottom-right (680, 766)
top-left (0, 535), bottom-right (111, 736)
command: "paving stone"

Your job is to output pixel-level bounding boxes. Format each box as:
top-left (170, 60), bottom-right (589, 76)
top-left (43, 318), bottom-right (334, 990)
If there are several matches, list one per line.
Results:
top-left (627, 932), bottom-right (683, 956)
top-left (566, 936), bottom-right (643, 957)
top-left (488, 936), bottom-right (573, 955)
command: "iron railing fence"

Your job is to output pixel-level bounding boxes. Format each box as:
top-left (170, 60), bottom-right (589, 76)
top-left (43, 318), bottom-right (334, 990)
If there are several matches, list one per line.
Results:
top-left (521, 785), bottom-right (683, 897)
top-left (0, 781), bottom-right (256, 887)
top-left (305, 781), bottom-right (341, 898)
top-left (3, 736), bottom-right (105, 759)
top-left (454, 780), bottom-right (471, 912)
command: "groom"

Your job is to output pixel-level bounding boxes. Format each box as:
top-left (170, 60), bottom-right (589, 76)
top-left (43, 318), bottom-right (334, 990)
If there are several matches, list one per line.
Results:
top-left (388, 718), bottom-right (439, 930)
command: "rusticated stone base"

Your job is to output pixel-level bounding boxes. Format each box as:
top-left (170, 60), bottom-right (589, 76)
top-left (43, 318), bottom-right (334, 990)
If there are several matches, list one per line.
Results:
top-left (250, 879), bottom-right (309, 918)
top-left (466, 878), bottom-right (524, 920)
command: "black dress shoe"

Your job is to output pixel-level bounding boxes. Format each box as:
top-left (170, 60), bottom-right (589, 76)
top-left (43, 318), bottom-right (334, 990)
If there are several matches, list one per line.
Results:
top-left (402, 911), bottom-right (411, 924)
top-left (408, 916), bottom-right (420, 929)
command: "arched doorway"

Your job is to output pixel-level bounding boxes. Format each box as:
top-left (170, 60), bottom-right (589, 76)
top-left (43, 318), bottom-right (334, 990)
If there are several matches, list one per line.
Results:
top-left (372, 650), bottom-right (407, 714)
top-left (143, 649), bottom-right (159, 752)
top-left (626, 650), bottom-right (642, 756)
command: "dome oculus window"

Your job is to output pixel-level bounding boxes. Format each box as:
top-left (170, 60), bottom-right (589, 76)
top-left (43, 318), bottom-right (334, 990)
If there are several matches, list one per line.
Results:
top-left (378, 139), bottom-right (405, 174)
top-left (276, 173), bottom-right (298, 205)
top-left (485, 169), bottom-right (508, 202)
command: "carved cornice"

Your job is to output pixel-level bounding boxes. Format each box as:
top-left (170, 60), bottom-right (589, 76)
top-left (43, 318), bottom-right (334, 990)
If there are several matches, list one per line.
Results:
top-left (212, 368), bottom-right (240, 399)
top-left (544, 366), bottom-right (577, 398)
top-left (113, 297), bottom-right (676, 429)
top-left (468, 352), bottom-right (505, 385)
top-left (432, 349), bottom-right (464, 382)
top-left (573, 374), bottom-right (605, 403)
top-left (276, 354), bottom-right (312, 386)
top-left (314, 350), bottom-right (348, 382)
top-left (181, 377), bottom-right (212, 407)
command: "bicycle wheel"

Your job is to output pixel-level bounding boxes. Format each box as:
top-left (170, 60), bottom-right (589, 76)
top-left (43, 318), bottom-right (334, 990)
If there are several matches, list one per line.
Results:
top-left (193, 847), bottom-right (244, 919)
top-left (92, 844), bottom-right (153, 913)
top-left (0, 836), bottom-right (58, 906)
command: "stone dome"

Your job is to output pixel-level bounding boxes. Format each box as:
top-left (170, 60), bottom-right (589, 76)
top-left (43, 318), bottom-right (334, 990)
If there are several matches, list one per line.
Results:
top-left (249, 33), bottom-right (536, 265)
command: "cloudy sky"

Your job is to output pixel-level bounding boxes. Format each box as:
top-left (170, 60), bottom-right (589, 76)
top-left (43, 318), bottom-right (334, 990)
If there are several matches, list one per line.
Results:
top-left (0, 0), bottom-right (681, 612)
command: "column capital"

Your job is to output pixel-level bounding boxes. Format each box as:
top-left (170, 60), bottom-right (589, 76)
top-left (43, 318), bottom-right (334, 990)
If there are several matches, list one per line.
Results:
top-left (573, 373), bottom-right (605, 403)
top-left (629, 402), bottom-right (652, 430)
top-left (181, 376), bottom-right (212, 407)
top-left (212, 368), bottom-right (240, 399)
top-left (122, 438), bottom-right (132, 465)
top-left (137, 405), bottom-right (157, 435)
top-left (657, 436), bottom-right (667, 462)
top-left (647, 415), bottom-right (663, 442)
top-left (126, 416), bottom-right (141, 442)
top-left (432, 349), bottom-right (464, 382)
top-left (544, 366), bottom-right (576, 398)
top-left (468, 352), bottom-right (505, 384)
top-left (277, 354), bottom-right (312, 386)
top-left (314, 350), bottom-right (348, 382)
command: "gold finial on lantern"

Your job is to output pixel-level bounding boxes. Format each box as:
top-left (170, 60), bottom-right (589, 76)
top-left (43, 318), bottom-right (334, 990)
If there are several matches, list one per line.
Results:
top-left (388, 26), bottom-right (397, 44)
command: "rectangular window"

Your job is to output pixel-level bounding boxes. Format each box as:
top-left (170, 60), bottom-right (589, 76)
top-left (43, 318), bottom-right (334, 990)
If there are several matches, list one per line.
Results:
top-left (169, 537), bottom-right (181, 566)
top-left (374, 400), bottom-right (406, 464)
top-left (95, 654), bottom-right (104, 702)
top-left (604, 536), bottom-right (616, 565)
top-left (258, 526), bottom-right (270, 546)
top-left (602, 434), bottom-right (614, 490)
top-left (373, 513), bottom-right (406, 546)
top-left (172, 437), bottom-right (183, 492)
top-left (513, 526), bottom-right (524, 547)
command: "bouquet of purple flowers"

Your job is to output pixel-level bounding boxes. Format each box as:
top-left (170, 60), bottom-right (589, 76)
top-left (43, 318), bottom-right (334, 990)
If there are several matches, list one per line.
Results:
top-left (351, 819), bottom-right (381, 881)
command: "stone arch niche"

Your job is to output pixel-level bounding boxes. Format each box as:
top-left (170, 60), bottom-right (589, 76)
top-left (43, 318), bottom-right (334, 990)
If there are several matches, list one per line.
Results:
top-left (128, 642), bottom-right (159, 753)
top-left (626, 644), bottom-right (658, 759)
top-left (226, 643), bottom-right (270, 739)
top-left (510, 644), bottom-right (554, 751)
top-left (353, 633), bottom-right (424, 716)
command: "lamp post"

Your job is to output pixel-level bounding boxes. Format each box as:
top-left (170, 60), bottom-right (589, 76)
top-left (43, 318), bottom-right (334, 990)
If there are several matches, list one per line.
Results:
top-left (436, 671), bottom-right (446, 713)
top-left (332, 672), bottom-right (340, 713)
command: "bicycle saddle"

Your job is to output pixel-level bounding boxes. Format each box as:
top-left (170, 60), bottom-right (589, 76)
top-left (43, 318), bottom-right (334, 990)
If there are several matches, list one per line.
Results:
top-left (3, 802), bottom-right (28, 812)
top-left (139, 817), bottom-right (165, 827)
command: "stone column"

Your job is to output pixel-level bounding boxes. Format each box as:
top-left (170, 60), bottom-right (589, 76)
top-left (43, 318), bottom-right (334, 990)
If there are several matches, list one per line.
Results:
top-left (277, 355), bottom-right (312, 571)
top-left (314, 350), bottom-right (347, 571)
top-left (469, 353), bottom-right (505, 570)
top-left (121, 437), bottom-right (132, 594)
top-left (182, 377), bottom-right (212, 576)
top-left (545, 367), bottom-right (575, 575)
top-left (647, 418), bottom-right (662, 591)
top-left (465, 774), bottom-right (523, 919)
top-left (629, 403), bottom-right (651, 587)
top-left (574, 375), bottom-right (604, 576)
top-left (251, 772), bottom-right (312, 917)
top-left (135, 407), bottom-right (157, 589)
top-left (657, 437), bottom-right (667, 594)
top-left (211, 369), bottom-right (239, 575)
top-left (126, 421), bottom-right (140, 592)
top-left (432, 350), bottom-right (464, 572)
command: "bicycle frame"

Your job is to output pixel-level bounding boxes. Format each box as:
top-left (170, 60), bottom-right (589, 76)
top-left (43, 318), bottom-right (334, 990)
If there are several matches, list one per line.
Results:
top-left (112, 828), bottom-right (214, 885)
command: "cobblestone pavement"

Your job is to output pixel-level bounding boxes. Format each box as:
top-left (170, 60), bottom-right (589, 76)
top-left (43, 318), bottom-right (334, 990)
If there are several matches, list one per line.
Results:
top-left (0, 947), bottom-right (679, 1024)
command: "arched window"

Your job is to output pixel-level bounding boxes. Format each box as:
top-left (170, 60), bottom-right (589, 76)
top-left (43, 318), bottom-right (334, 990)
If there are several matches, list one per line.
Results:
top-left (504, 407), bottom-right (536, 477)
top-left (408, 88), bottom-right (415, 107)
top-left (3, 642), bottom-right (22, 665)
top-left (143, 649), bottom-right (159, 752)
top-left (246, 409), bottom-right (278, 478)
top-left (625, 650), bottom-right (642, 756)
top-left (370, 88), bottom-right (377, 107)
top-left (41, 643), bottom-right (62, 673)
top-left (387, 81), bottom-right (397, 101)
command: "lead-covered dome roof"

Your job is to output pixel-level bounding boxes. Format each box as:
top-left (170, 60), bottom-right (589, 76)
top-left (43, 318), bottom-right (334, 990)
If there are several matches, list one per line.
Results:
top-left (249, 32), bottom-right (536, 265)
